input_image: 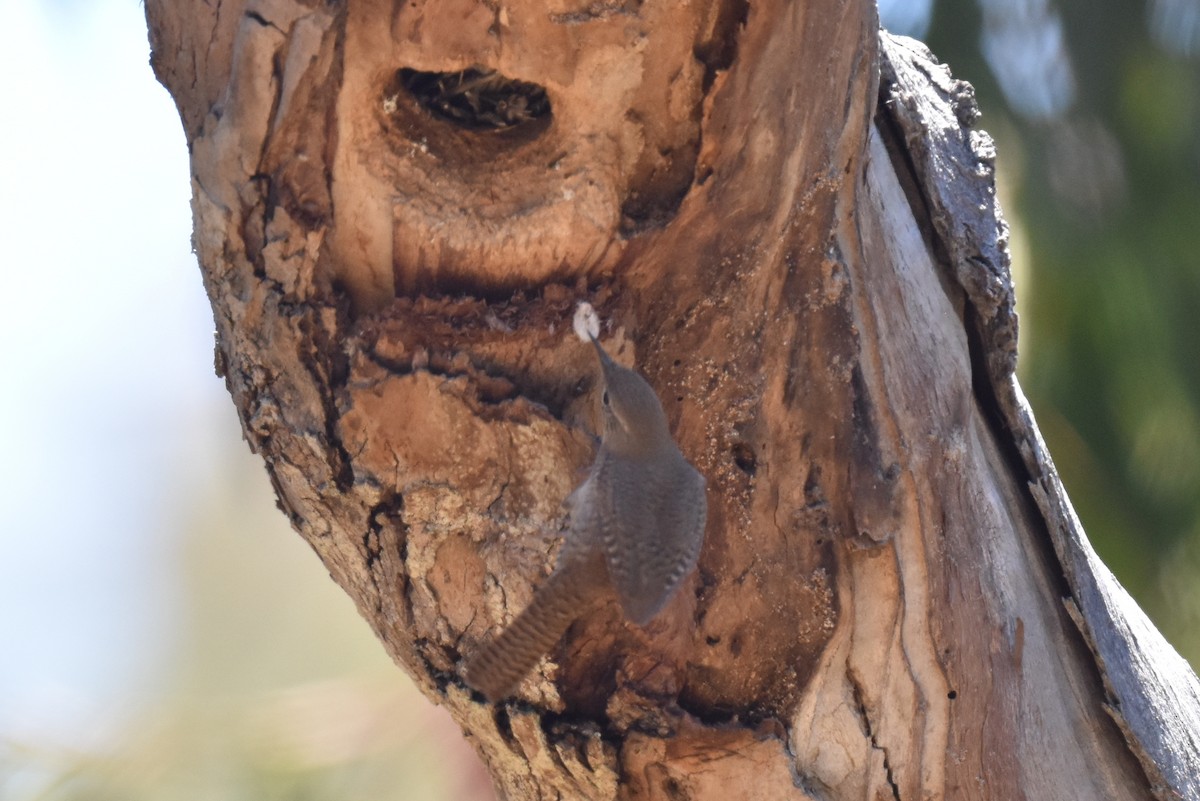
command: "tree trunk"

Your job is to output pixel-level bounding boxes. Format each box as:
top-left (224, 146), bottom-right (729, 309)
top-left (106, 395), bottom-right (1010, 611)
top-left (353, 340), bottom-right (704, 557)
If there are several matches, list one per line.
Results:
top-left (145, 1), bottom-right (1200, 799)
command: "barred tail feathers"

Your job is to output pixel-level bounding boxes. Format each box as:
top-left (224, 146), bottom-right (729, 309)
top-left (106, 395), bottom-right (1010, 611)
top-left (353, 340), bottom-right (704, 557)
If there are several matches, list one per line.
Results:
top-left (464, 556), bottom-right (605, 701)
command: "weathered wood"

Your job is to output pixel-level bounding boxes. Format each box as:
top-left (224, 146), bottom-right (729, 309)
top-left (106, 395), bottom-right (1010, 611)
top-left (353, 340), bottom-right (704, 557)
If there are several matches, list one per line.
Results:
top-left (879, 34), bottom-right (1200, 799)
top-left (145, 0), bottom-right (1200, 797)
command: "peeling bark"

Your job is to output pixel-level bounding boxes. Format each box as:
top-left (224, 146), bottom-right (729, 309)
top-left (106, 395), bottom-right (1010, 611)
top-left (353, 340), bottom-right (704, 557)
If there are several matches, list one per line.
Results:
top-left (146, 0), bottom-right (1200, 798)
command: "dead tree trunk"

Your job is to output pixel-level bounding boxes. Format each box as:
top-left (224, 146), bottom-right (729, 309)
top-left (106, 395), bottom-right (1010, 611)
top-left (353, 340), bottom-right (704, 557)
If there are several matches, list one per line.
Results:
top-left (146, 1), bottom-right (1200, 798)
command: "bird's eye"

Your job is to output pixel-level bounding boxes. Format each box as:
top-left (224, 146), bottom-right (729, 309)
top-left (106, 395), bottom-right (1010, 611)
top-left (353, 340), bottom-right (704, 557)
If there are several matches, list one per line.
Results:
top-left (602, 390), bottom-right (610, 406)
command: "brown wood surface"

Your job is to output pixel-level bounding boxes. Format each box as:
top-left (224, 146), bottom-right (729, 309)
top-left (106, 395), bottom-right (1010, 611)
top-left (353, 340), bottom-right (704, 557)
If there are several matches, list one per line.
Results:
top-left (145, 0), bottom-right (1200, 797)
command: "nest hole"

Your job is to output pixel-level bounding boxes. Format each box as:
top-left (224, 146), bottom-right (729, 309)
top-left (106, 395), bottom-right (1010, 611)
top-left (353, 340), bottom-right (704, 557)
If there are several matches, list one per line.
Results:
top-left (397, 67), bottom-right (551, 131)
top-left (731, 442), bottom-right (758, 476)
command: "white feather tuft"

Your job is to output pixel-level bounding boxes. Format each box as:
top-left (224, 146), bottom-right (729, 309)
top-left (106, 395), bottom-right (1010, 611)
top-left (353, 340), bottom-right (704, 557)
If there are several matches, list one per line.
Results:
top-left (573, 302), bottom-right (601, 343)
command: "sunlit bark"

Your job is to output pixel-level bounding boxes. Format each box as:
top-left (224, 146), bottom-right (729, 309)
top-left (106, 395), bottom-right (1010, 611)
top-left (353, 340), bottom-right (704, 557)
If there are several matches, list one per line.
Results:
top-left (146, 1), bottom-right (1200, 798)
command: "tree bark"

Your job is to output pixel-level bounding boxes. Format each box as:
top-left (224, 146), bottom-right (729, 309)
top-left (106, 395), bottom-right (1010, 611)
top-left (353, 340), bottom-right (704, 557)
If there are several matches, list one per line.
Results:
top-left (145, 1), bottom-right (1200, 799)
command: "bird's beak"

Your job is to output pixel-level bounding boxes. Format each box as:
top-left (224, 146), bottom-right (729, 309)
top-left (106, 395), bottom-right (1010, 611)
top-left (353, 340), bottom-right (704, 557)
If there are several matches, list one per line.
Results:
top-left (589, 335), bottom-right (616, 376)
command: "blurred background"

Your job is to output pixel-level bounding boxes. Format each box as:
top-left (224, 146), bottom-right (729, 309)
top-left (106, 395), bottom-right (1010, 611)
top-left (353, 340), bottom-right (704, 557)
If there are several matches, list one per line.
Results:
top-left (0, 0), bottom-right (1196, 798)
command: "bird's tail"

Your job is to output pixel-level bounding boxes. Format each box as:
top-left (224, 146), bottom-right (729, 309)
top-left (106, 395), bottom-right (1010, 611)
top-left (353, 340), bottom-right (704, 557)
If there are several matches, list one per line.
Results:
top-left (464, 553), bottom-right (606, 702)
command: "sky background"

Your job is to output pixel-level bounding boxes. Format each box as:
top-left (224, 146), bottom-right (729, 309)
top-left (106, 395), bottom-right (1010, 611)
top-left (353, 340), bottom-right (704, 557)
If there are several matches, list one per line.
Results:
top-left (1, 0), bottom-right (1196, 798)
top-left (1, 0), bottom-right (209, 745)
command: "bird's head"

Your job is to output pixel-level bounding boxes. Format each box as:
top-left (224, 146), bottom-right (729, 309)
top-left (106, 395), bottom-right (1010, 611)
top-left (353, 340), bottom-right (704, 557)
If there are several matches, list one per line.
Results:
top-left (590, 337), bottom-right (672, 455)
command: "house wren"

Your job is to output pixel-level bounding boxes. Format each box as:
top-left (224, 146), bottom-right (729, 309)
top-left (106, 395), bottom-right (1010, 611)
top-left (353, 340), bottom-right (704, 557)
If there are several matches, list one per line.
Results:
top-left (463, 335), bottom-right (707, 701)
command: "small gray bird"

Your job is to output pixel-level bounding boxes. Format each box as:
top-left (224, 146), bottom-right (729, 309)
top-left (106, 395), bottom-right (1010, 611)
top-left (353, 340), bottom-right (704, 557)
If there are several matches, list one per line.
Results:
top-left (464, 337), bottom-right (707, 701)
